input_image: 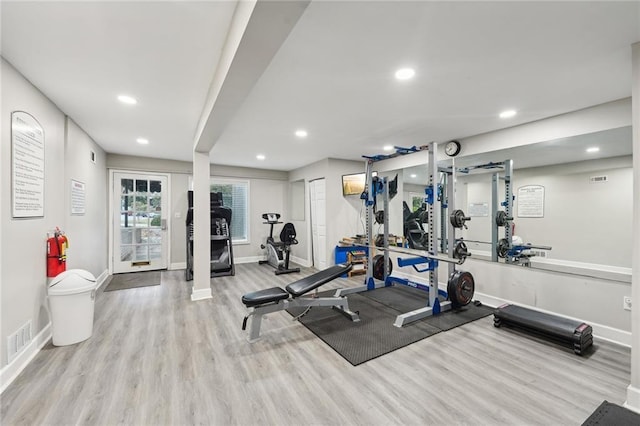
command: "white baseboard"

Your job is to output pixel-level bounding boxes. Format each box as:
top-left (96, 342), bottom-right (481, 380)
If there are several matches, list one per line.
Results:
top-left (473, 291), bottom-right (632, 347)
top-left (291, 256), bottom-right (312, 268)
top-left (191, 287), bottom-right (212, 301)
top-left (234, 256), bottom-right (312, 268)
top-left (169, 262), bottom-right (186, 270)
top-left (95, 269), bottom-right (109, 290)
top-left (235, 256), bottom-right (265, 264)
top-left (625, 385), bottom-right (640, 414)
top-left (1, 323), bottom-right (51, 395)
top-left (171, 257), bottom-right (283, 267)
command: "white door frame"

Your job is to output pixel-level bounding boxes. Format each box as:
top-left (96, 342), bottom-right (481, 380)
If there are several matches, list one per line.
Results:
top-left (108, 169), bottom-right (172, 274)
top-left (309, 178), bottom-right (327, 270)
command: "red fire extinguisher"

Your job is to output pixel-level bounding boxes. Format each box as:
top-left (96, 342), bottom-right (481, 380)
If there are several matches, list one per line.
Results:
top-left (47, 227), bottom-right (68, 278)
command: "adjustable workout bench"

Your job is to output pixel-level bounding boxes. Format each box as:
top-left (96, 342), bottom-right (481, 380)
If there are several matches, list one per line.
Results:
top-left (241, 263), bottom-right (360, 341)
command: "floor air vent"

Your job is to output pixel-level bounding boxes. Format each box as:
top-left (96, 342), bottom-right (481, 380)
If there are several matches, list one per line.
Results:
top-left (7, 320), bottom-right (32, 363)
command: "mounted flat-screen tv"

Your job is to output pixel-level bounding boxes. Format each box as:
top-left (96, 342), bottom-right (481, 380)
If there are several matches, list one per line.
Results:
top-left (342, 173), bottom-right (366, 196)
top-left (342, 172), bottom-right (377, 196)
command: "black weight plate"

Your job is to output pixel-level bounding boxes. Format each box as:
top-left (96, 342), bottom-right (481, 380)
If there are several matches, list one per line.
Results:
top-left (372, 254), bottom-right (392, 280)
top-left (449, 209), bottom-right (466, 229)
top-left (448, 270), bottom-right (475, 307)
top-left (453, 241), bottom-right (468, 260)
top-left (497, 238), bottom-right (509, 258)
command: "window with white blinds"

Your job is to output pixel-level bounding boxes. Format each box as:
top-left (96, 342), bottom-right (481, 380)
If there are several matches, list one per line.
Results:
top-left (210, 179), bottom-right (249, 243)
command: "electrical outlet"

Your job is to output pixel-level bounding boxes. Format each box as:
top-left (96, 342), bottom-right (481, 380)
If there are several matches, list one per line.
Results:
top-left (623, 296), bottom-right (632, 311)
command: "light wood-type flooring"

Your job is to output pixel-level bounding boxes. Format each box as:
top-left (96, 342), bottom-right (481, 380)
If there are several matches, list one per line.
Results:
top-left (1, 263), bottom-right (631, 425)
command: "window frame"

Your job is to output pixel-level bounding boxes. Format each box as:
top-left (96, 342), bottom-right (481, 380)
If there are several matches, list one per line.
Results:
top-left (408, 192), bottom-right (425, 212)
top-left (209, 177), bottom-right (250, 245)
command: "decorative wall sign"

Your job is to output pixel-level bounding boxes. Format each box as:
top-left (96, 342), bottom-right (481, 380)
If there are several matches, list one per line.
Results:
top-left (468, 202), bottom-right (489, 217)
top-left (517, 185), bottom-right (545, 218)
top-left (12, 111), bottom-right (45, 217)
top-left (71, 179), bottom-right (86, 215)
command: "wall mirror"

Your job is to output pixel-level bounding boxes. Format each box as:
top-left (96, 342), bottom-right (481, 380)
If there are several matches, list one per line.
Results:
top-left (394, 126), bottom-right (632, 280)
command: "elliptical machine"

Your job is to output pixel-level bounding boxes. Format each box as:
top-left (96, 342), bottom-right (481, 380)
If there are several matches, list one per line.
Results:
top-left (259, 213), bottom-right (300, 275)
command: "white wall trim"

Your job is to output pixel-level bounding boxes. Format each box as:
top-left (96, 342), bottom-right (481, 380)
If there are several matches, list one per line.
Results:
top-left (169, 262), bottom-right (187, 271)
top-left (291, 255), bottom-right (312, 268)
top-left (95, 269), bottom-right (109, 290)
top-left (235, 256), bottom-right (265, 264)
top-left (467, 250), bottom-right (632, 284)
top-left (174, 257), bottom-right (277, 269)
top-left (0, 323), bottom-right (51, 395)
top-left (191, 287), bottom-right (212, 301)
top-left (625, 385), bottom-right (640, 414)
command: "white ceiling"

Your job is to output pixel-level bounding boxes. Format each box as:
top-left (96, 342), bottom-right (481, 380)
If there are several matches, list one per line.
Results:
top-left (2, 1), bottom-right (639, 172)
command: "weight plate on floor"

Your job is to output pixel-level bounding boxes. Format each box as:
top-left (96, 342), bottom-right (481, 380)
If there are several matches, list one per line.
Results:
top-left (448, 270), bottom-right (475, 307)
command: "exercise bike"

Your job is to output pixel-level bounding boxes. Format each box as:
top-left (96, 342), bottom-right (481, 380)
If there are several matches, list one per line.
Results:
top-left (259, 213), bottom-right (300, 275)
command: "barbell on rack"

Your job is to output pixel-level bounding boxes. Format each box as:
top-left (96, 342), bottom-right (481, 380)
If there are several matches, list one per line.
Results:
top-left (340, 243), bottom-right (470, 265)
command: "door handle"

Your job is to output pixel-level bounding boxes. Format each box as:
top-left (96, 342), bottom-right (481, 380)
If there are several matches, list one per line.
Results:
top-left (161, 219), bottom-right (167, 230)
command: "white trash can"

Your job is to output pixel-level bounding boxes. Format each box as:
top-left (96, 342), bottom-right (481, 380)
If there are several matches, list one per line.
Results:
top-left (48, 269), bottom-right (97, 346)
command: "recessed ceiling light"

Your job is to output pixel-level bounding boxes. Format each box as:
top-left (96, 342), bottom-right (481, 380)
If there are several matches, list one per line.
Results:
top-left (118, 95), bottom-right (137, 105)
top-left (136, 138), bottom-right (149, 145)
top-left (383, 145), bottom-right (394, 151)
top-left (256, 154), bottom-right (266, 160)
top-left (295, 129), bottom-right (308, 138)
top-left (499, 109), bottom-right (517, 119)
top-left (410, 174), bottom-right (417, 178)
top-left (395, 68), bottom-right (415, 80)
top-left (586, 147), bottom-right (600, 153)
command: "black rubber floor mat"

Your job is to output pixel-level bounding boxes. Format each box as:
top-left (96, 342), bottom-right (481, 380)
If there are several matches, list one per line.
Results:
top-left (362, 285), bottom-right (493, 330)
top-left (288, 286), bottom-right (491, 366)
top-left (289, 293), bottom-right (440, 366)
top-left (104, 271), bottom-right (161, 292)
top-left (582, 401), bottom-right (640, 425)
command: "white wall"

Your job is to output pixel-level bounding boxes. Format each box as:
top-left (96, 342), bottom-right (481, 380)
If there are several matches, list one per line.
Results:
top-left (288, 158), bottom-right (365, 267)
top-left (1, 59), bottom-right (108, 372)
top-left (64, 118), bottom-right (108, 275)
top-left (237, 177), bottom-right (286, 260)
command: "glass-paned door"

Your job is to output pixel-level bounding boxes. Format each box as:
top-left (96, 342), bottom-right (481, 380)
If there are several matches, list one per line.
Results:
top-left (112, 172), bottom-right (168, 273)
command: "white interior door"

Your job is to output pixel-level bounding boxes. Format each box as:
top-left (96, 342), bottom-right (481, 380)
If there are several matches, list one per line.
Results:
top-left (112, 172), bottom-right (169, 273)
top-left (309, 178), bottom-right (326, 270)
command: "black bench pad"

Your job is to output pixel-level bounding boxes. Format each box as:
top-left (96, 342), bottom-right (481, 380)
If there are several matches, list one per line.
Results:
top-left (495, 304), bottom-right (587, 340)
top-left (242, 287), bottom-right (289, 307)
top-left (285, 263), bottom-right (352, 297)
